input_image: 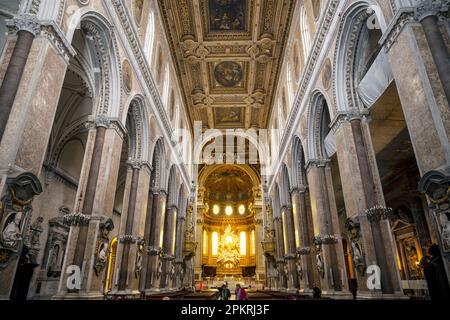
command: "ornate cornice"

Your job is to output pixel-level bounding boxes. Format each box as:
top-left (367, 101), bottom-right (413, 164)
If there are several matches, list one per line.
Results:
top-left (380, 0), bottom-right (450, 53)
top-left (268, 0), bottom-right (341, 192)
top-left (107, 0), bottom-right (191, 188)
top-left (305, 158), bottom-right (331, 173)
top-left (6, 15), bottom-right (76, 63)
top-left (329, 110), bottom-right (370, 134)
top-left (86, 115), bottom-right (127, 140)
top-left (110, 0), bottom-right (172, 136)
top-left (126, 159), bottom-right (152, 173)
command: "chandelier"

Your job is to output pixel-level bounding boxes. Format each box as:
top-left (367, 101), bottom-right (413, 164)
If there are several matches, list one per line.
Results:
top-left (216, 225), bottom-right (240, 269)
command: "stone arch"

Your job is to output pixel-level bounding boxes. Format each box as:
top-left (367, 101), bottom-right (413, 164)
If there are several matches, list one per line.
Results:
top-left (124, 95), bottom-right (149, 161)
top-left (177, 183), bottom-right (188, 217)
top-left (306, 91), bottom-right (332, 160)
top-left (71, 12), bottom-right (122, 117)
top-left (150, 138), bottom-right (166, 190)
top-left (273, 183), bottom-right (282, 219)
top-left (291, 135), bottom-right (307, 189)
top-left (167, 165), bottom-right (178, 207)
top-left (333, 1), bottom-right (385, 112)
top-left (280, 163), bottom-right (292, 207)
top-left (193, 130), bottom-right (269, 170)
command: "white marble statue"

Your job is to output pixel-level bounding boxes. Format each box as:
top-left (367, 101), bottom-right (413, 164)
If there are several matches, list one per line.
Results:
top-left (439, 213), bottom-right (450, 250)
top-left (2, 213), bottom-right (22, 248)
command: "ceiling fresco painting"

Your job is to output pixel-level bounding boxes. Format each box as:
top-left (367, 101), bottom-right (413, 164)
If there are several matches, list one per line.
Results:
top-left (215, 107), bottom-right (243, 126)
top-left (214, 61), bottom-right (244, 87)
top-left (158, 0), bottom-right (295, 130)
top-left (208, 0), bottom-right (247, 32)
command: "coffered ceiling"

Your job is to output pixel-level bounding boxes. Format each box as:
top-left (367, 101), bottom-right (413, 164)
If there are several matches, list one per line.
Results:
top-left (158, 0), bottom-right (296, 130)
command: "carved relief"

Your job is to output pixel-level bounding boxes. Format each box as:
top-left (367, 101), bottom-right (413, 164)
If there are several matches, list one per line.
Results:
top-left (322, 58), bottom-right (332, 90)
top-left (0, 173), bottom-right (42, 268)
top-left (345, 217), bottom-right (366, 276)
top-left (122, 59), bottom-right (133, 93)
top-left (94, 218), bottom-right (114, 276)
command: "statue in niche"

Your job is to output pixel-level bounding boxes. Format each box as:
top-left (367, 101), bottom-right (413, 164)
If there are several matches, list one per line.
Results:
top-left (350, 239), bottom-right (365, 276)
top-left (135, 242), bottom-right (144, 278)
top-left (27, 216), bottom-right (44, 248)
top-left (345, 217), bottom-right (366, 276)
top-left (94, 242), bottom-right (108, 276)
top-left (47, 243), bottom-right (62, 277)
top-left (296, 260), bottom-right (303, 281)
top-left (2, 212), bottom-right (23, 248)
top-left (157, 259), bottom-right (163, 279)
top-left (94, 218), bottom-right (114, 276)
top-left (316, 253), bottom-right (325, 279)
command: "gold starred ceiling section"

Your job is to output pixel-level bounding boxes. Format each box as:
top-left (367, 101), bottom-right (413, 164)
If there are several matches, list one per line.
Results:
top-left (158, 0), bottom-right (295, 129)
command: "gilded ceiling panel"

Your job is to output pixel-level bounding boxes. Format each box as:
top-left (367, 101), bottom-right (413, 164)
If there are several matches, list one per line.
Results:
top-left (158, 0), bottom-right (295, 130)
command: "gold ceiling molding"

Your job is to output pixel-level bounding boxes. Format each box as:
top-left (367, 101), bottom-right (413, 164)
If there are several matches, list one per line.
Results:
top-left (158, 0), bottom-right (296, 129)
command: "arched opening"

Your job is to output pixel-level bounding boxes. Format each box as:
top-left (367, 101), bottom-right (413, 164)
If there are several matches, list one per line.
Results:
top-left (336, 3), bottom-right (435, 297)
top-left (198, 165), bottom-right (260, 290)
top-left (28, 14), bottom-right (120, 299)
top-left (307, 92), bottom-right (346, 292)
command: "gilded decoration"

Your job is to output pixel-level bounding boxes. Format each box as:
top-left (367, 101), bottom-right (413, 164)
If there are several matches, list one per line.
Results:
top-left (158, 0), bottom-right (295, 129)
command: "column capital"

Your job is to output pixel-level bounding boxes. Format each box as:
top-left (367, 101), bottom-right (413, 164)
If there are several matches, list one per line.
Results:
top-left (413, 0), bottom-right (450, 22)
top-left (329, 110), bottom-right (370, 134)
top-left (305, 158), bottom-right (330, 172)
top-left (297, 247), bottom-right (312, 255)
top-left (118, 234), bottom-right (144, 244)
top-left (290, 185), bottom-right (307, 194)
top-left (147, 246), bottom-right (162, 256)
top-left (85, 115), bottom-right (128, 140)
top-left (6, 14), bottom-right (41, 36)
top-left (151, 188), bottom-right (167, 196)
top-left (381, 0), bottom-right (450, 52)
top-left (284, 253), bottom-right (297, 260)
top-left (126, 159), bottom-right (143, 170)
top-left (281, 204), bottom-right (292, 212)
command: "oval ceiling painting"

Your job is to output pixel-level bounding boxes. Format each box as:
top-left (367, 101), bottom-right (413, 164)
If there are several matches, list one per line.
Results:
top-left (214, 61), bottom-right (243, 87)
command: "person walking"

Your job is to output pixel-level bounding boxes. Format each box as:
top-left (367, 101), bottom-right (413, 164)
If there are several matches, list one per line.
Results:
top-left (219, 283), bottom-right (231, 300)
top-left (235, 284), bottom-right (248, 300)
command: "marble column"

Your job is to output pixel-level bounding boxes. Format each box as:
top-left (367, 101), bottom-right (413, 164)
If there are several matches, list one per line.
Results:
top-left (111, 160), bottom-right (150, 297)
top-left (420, 8), bottom-right (450, 105)
top-left (273, 216), bottom-right (286, 290)
top-left (143, 189), bottom-right (167, 294)
top-left (387, 2), bottom-right (450, 287)
top-left (193, 205), bottom-right (204, 286)
top-left (291, 186), bottom-right (315, 292)
top-left (173, 216), bottom-right (185, 289)
top-left (0, 15), bottom-right (40, 141)
top-left (116, 161), bottom-right (142, 293)
top-left (254, 213), bottom-right (265, 284)
top-left (333, 114), bottom-right (403, 297)
top-left (160, 205), bottom-right (177, 291)
top-left (281, 205), bottom-right (298, 291)
top-left (54, 117), bottom-right (126, 299)
top-left (306, 160), bottom-right (349, 296)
